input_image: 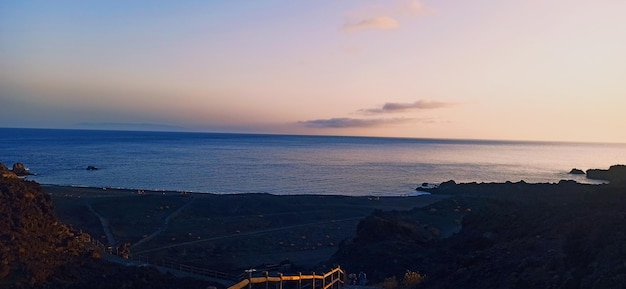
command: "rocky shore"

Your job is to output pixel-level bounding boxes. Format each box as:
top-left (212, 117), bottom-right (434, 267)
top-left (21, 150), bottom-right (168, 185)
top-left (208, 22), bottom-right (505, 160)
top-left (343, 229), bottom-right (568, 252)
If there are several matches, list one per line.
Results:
top-left (2, 161), bottom-right (626, 288)
top-left (331, 165), bottom-right (626, 289)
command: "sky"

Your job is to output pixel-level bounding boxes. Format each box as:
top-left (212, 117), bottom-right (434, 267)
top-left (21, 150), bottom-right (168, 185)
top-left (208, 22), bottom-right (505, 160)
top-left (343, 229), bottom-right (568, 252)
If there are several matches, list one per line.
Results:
top-left (1, 0), bottom-right (626, 143)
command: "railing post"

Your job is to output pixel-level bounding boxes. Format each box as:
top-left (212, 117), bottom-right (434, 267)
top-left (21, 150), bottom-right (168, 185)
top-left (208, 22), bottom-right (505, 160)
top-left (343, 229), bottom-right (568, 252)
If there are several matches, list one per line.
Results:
top-left (279, 273), bottom-right (283, 289)
top-left (245, 269), bottom-right (256, 289)
top-left (298, 272), bottom-right (302, 289)
top-left (337, 268), bottom-right (341, 289)
top-left (266, 271), bottom-right (269, 289)
top-left (312, 272), bottom-right (316, 289)
top-left (338, 267), bottom-right (341, 289)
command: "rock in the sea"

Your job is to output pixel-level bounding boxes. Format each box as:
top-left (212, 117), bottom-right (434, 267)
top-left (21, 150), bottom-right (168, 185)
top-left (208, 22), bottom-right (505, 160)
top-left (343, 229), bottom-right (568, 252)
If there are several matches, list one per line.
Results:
top-left (11, 162), bottom-right (33, 176)
top-left (86, 166), bottom-right (99, 171)
top-left (568, 168), bottom-right (585, 175)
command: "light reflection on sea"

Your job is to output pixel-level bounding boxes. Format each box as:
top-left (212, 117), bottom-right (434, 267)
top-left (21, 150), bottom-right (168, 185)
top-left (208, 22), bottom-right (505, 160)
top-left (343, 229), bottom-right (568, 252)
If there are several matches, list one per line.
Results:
top-left (1, 128), bottom-right (623, 196)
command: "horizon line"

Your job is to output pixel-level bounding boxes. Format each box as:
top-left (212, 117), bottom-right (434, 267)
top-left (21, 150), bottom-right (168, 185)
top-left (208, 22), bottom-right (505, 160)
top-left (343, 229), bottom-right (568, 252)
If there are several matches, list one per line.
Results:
top-left (2, 126), bottom-right (625, 146)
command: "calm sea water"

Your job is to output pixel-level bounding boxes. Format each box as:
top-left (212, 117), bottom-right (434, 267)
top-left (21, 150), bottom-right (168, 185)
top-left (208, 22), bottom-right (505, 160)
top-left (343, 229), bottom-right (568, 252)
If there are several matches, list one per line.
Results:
top-left (1, 128), bottom-right (625, 196)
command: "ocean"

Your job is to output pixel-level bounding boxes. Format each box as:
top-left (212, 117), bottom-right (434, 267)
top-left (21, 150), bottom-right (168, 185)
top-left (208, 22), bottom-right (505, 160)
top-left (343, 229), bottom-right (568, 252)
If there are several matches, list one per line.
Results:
top-left (1, 128), bottom-right (625, 196)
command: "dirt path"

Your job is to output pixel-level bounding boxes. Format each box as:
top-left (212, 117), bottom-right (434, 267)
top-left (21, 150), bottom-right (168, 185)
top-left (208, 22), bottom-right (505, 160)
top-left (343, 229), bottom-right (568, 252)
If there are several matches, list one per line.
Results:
top-left (133, 216), bottom-right (366, 255)
top-left (131, 197), bottom-right (195, 249)
top-left (85, 201), bottom-right (117, 246)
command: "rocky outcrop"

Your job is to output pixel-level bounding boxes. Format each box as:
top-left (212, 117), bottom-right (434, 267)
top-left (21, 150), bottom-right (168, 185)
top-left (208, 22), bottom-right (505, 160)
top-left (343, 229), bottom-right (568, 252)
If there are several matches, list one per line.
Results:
top-left (0, 163), bottom-right (17, 179)
top-left (569, 168), bottom-right (585, 175)
top-left (11, 162), bottom-right (33, 176)
top-left (586, 165), bottom-right (626, 184)
top-left (0, 163), bottom-right (218, 288)
top-left (330, 199), bottom-right (471, 281)
top-left (331, 170), bottom-right (626, 289)
top-left (86, 165), bottom-right (99, 171)
top-left (0, 170), bottom-right (88, 285)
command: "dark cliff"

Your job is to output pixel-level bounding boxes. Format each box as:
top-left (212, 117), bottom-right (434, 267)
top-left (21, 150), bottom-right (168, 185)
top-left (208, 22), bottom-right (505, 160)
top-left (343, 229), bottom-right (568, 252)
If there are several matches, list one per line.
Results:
top-left (0, 171), bottom-right (88, 286)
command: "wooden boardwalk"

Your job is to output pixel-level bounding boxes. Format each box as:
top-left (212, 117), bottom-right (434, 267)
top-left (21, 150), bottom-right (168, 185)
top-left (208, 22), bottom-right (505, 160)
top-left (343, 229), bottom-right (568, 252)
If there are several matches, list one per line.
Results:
top-left (228, 267), bottom-right (345, 289)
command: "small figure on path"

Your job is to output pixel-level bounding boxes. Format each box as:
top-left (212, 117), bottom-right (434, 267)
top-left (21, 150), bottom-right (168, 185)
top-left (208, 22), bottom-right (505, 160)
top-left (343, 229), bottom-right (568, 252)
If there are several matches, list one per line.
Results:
top-left (358, 271), bottom-right (366, 286)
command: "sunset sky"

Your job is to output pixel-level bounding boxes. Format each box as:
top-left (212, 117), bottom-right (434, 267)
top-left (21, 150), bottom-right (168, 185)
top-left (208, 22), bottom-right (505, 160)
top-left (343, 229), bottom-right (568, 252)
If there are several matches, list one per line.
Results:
top-left (1, 0), bottom-right (626, 143)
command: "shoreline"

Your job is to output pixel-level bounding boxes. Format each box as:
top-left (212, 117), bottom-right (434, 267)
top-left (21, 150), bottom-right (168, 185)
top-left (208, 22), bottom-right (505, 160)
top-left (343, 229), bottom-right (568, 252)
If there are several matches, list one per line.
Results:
top-left (39, 183), bottom-right (435, 198)
top-left (5, 163), bottom-right (626, 287)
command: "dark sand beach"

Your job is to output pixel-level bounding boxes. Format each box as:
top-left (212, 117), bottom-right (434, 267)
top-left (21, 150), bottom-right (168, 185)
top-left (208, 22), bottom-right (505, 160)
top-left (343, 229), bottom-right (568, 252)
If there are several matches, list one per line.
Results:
top-left (44, 185), bottom-right (448, 272)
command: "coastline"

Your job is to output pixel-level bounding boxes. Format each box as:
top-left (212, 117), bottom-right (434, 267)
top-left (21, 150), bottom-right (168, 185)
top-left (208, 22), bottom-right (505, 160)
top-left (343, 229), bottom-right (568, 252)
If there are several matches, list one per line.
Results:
top-left (41, 183), bottom-right (436, 197)
top-left (5, 163), bottom-right (626, 288)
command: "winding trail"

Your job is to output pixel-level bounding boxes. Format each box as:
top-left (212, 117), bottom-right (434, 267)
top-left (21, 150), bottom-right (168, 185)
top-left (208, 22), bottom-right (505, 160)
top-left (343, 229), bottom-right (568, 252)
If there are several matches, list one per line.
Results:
top-left (85, 201), bottom-right (117, 246)
top-left (131, 197), bottom-right (195, 249)
top-left (133, 215), bottom-right (365, 255)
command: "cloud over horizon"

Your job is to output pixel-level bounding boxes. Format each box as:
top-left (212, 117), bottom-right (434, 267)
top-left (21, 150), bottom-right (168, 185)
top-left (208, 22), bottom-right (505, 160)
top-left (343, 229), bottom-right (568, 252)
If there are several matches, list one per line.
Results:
top-left (299, 117), bottom-right (413, 128)
top-left (358, 100), bottom-right (455, 114)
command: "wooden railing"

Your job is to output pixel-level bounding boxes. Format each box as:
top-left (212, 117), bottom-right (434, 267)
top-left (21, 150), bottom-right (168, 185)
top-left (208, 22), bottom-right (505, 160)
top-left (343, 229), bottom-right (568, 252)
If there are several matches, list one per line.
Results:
top-left (228, 267), bottom-right (344, 289)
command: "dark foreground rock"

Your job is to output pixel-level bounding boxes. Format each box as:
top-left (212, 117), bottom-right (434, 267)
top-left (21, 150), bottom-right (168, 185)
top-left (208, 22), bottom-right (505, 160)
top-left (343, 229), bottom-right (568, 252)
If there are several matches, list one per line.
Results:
top-left (11, 162), bottom-right (33, 176)
top-left (0, 172), bottom-right (87, 285)
top-left (331, 166), bottom-right (626, 289)
top-left (0, 163), bottom-right (18, 179)
top-left (586, 165), bottom-right (626, 185)
top-left (0, 162), bottom-right (218, 289)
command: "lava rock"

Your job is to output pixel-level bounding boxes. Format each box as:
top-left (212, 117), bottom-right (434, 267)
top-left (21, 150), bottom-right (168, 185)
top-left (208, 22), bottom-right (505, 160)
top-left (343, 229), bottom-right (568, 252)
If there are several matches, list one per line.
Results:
top-left (0, 173), bottom-right (88, 284)
top-left (586, 165), bottom-right (626, 184)
top-left (0, 170), bottom-right (217, 288)
top-left (0, 163), bottom-right (17, 179)
top-left (568, 168), bottom-right (585, 175)
top-left (86, 166), bottom-right (99, 171)
top-left (11, 162), bottom-right (33, 176)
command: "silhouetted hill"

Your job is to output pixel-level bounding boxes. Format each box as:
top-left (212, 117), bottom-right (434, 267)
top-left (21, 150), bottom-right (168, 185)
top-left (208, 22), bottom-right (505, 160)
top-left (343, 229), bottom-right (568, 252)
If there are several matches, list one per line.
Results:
top-left (0, 163), bottom-right (216, 288)
top-left (0, 170), bottom-right (88, 286)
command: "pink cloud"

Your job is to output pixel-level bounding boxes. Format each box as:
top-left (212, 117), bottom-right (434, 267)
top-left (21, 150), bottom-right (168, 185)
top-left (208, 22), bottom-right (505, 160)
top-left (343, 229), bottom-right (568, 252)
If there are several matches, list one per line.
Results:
top-left (343, 16), bottom-right (399, 32)
top-left (358, 100), bottom-right (455, 114)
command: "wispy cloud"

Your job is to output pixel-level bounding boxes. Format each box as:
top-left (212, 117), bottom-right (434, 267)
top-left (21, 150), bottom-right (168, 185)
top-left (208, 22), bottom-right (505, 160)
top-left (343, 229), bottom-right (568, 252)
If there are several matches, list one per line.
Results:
top-left (358, 100), bottom-right (455, 114)
top-left (343, 1), bottom-right (430, 33)
top-left (399, 0), bottom-right (428, 15)
top-left (299, 117), bottom-right (412, 128)
top-left (343, 16), bottom-right (399, 33)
